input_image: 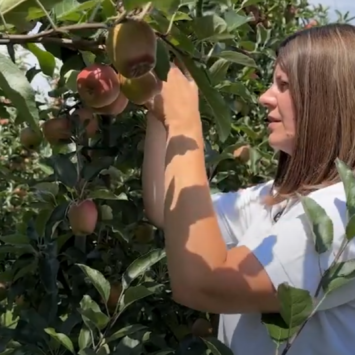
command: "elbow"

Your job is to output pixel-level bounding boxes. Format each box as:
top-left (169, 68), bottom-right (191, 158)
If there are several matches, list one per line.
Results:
top-left (142, 196), bottom-right (164, 229)
top-left (172, 287), bottom-right (196, 310)
top-left (142, 191), bottom-right (164, 229)
top-left (170, 278), bottom-right (207, 311)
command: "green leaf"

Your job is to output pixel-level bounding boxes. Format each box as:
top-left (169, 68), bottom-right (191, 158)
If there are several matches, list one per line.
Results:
top-left (0, 0), bottom-right (26, 14)
top-left (300, 196), bottom-right (334, 253)
top-left (0, 244), bottom-right (35, 256)
top-left (154, 38), bottom-right (171, 82)
top-left (53, 0), bottom-right (98, 21)
top-left (263, 285), bottom-right (312, 345)
top-left (13, 257), bottom-right (38, 282)
top-left (81, 157), bottom-right (114, 182)
top-left (322, 259), bottom-right (355, 294)
top-left (24, 44), bottom-right (56, 77)
top-left (44, 328), bottom-right (75, 354)
top-left (78, 349), bottom-right (97, 355)
top-left (177, 54), bottom-right (231, 142)
top-left (217, 81), bottom-right (252, 100)
top-left (102, 0), bottom-right (116, 18)
top-left (224, 9), bottom-right (251, 31)
top-left (122, 249), bottom-right (166, 290)
top-left (79, 295), bottom-right (110, 331)
top-left (150, 12), bottom-right (196, 55)
top-left (191, 15), bottom-right (228, 41)
top-left (34, 210), bottom-right (52, 239)
top-left (346, 214), bottom-right (355, 241)
top-left (39, 255), bottom-right (59, 294)
top-left (50, 154), bottom-right (78, 188)
top-left (152, 0), bottom-right (181, 13)
top-left (201, 337), bottom-right (234, 355)
top-left (121, 0), bottom-right (149, 11)
top-left (77, 264), bottom-right (110, 304)
top-left (335, 158), bottom-right (355, 219)
top-left (78, 326), bottom-right (92, 350)
top-left (106, 324), bottom-right (148, 343)
top-left (119, 285), bottom-right (153, 313)
top-left (256, 23), bottom-right (271, 46)
top-left (0, 0), bottom-right (62, 16)
top-left (278, 283), bottom-right (313, 329)
top-left (214, 51), bottom-right (257, 68)
top-left (241, 0), bottom-right (263, 6)
top-left (262, 313), bottom-right (297, 345)
top-left (63, 69), bottom-right (80, 92)
top-left (33, 181), bottom-right (59, 193)
top-left (0, 234), bottom-right (29, 245)
top-left (209, 59), bottom-right (230, 85)
top-left (86, 188), bottom-right (121, 200)
top-left (44, 201), bottom-right (70, 240)
top-left (0, 52), bottom-right (40, 132)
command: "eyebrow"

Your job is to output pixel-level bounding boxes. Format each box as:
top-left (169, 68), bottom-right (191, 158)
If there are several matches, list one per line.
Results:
top-left (275, 74), bottom-right (288, 81)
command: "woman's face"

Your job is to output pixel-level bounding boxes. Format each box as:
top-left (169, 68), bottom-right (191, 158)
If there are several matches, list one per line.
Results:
top-left (258, 64), bottom-right (296, 155)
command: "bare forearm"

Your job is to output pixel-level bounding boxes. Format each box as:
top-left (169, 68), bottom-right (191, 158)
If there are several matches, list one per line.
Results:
top-left (142, 114), bottom-right (166, 228)
top-left (164, 122), bottom-right (227, 294)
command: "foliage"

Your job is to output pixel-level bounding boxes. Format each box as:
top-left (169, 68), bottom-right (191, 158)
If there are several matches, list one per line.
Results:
top-left (0, 1), bottom-right (354, 355)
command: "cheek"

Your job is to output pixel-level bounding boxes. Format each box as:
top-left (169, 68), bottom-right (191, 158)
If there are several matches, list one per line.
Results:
top-left (280, 96), bottom-right (296, 136)
top-left (282, 115), bottom-right (296, 136)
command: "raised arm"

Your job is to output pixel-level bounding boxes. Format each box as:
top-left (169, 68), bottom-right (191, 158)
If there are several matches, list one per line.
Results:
top-left (145, 64), bottom-right (279, 314)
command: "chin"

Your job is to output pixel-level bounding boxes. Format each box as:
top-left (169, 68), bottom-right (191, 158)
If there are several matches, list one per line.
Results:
top-left (268, 135), bottom-right (281, 150)
top-left (268, 136), bottom-right (292, 155)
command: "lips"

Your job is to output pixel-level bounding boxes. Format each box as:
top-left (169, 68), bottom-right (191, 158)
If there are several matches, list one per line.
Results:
top-left (267, 116), bottom-right (281, 123)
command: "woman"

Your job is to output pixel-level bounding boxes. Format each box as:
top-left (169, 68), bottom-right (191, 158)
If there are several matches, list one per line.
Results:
top-left (142, 23), bottom-right (355, 354)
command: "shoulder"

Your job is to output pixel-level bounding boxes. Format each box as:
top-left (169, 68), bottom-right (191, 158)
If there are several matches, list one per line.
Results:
top-left (211, 180), bottom-right (274, 211)
top-left (211, 180), bottom-right (274, 246)
top-left (308, 181), bottom-right (346, 211)
top-left (239, 182), bottom-right (353, 304)
top-left (269, 182), bottom-right (346, 247)
top-left (286, 182), bottom-right (346, 230)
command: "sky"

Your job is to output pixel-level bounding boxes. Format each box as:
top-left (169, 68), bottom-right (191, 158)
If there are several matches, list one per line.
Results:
top-left (1, 0), bottom-right (355, 98)
top-left (310, 0), bottom-right (355, 19)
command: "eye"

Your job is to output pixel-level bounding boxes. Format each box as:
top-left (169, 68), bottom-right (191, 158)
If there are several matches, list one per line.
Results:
top-left (277, 79), bottom-right (289, 92)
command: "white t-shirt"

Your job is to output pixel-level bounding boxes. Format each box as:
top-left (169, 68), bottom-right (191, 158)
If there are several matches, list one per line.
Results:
top-left (212, 180), bottom-right (355, 355)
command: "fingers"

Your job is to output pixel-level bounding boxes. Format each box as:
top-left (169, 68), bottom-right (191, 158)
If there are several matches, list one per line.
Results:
top-left (144, 99), bottom-right (153, 110)
top-left (144, 94), bottom-right (165, 120)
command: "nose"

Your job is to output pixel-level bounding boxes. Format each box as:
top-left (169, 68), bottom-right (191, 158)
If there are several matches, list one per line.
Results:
top-left (258, 87), bottom-right (277, 110)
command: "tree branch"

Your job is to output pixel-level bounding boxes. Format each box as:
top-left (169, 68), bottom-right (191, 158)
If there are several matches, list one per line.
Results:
top-left (0, 22), bottom-right (108, 51)
top-left (0, 22), bottom-right (107, 41)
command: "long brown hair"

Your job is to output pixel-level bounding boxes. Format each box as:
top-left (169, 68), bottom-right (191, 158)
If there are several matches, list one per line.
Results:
top-left (267, 23), bottom-right (355, 205)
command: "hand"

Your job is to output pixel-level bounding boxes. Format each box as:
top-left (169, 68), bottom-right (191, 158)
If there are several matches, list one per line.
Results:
top-left (146, 62), bottom-right (200, 129)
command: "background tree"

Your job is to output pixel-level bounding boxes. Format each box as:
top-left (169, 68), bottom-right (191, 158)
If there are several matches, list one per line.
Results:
top-left (0, 1), bottom-right (354, 355)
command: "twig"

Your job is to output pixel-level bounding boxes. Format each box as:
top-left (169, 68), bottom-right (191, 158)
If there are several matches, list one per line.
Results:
top-left (35, 0), bottom-right (59, 32)
top-left (156, 34), bottom-right (202, 62)
top-left (21, 37), bottom-right (103, 52)
top-left (0, 12), bottom-right (9, 33)
top-left (0, 22), bottom-right (109, 52)
top-left (88, 3), bottom-right (102, 23)
top-left (163, 12), bottom-right (177, 36)
top-left (281, 239), bottom-right (350, 355)
top-left (134, 2), bottom-right (152, 21)
top-left (0, 22), bottom-right (107, 41)
top-left (108, 10), bottom-right (128, 24)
